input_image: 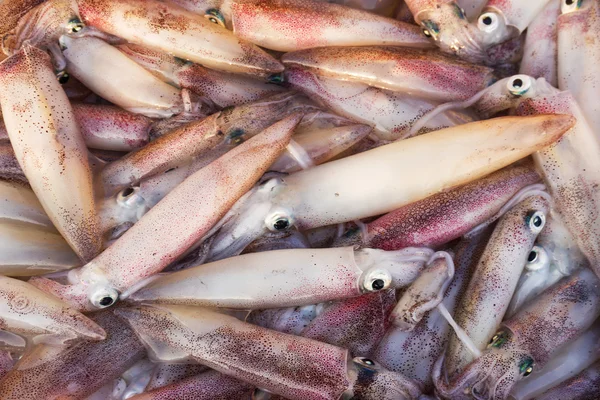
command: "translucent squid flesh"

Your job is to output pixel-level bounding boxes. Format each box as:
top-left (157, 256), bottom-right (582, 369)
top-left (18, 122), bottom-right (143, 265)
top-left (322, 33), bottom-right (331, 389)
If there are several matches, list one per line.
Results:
top-left (435, 267), bottom-right (600, 400)
top-left (0, 309), bottom-right (145, 400)
top-left (76, 0), bottom-right (283, 76)
top-left (31, 114), bottom-right (301, 311)
top-left (557, 0), bottom-right (600, 137)
top-left (510, 320), bottom-right (600, 400)
top-left (285, 66), bottom-right (476, 140)
top-left (334, 162), bottom-right (540, 251)
top-left (221, 0), bottom-right (431, 52)
top-left (282, 46), bottom-right (496, 102)
top-left (117, 43), bottom-right (286, 109)
top-left (117, 304), bottom-right (423, 400)
top-left (445, 194), bottom-right (550, 377)
top-left (0, 180), bottom-right (53, 227)
top-left (0, 103), bottom-right (152, 152)
top-left (0, 275), bottom-right (105, 346)
top-left (535, 360), bottom-right (600, 400)
top-left (130, 246), bottom-right (434, 309)
top-left (129, 369), bottom-right (254, 400)
top-left (206, 114), bottom-right (574, 261)
top-left (0, 44), bottom-right (102, 262)
top-left (60, 35), bottom-right (185, 119)
top-left (374, 230), bottom-right (491, 392)
top-left (519, 0), bottom-right (560, 86)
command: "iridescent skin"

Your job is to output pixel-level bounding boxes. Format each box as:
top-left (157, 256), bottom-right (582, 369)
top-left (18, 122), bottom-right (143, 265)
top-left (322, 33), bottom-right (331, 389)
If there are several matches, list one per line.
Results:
top-left (117, 304), bottom-right (423, 400)
top-left (30, 114), bottom-right (301, 312)
top-left (334, 162), bottom-right (540, 251)
top-left (434, 267), bottom-right (600, 400)
top-left (0, 309), bottom-right (145, 400)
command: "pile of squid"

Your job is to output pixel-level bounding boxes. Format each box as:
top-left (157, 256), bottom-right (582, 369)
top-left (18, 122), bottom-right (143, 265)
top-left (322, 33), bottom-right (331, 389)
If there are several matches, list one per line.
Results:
top-left (0, 0), bottom-right (599, 398)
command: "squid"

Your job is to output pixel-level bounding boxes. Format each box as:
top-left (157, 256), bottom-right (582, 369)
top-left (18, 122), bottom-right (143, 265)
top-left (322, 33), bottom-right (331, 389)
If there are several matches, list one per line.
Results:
top-left (0, 180), bottom-right (53, 227)
top-left (204, 114), bottom-right (574, 261)
top-left (60, 35), bottom-right (190, 119)
top-left (146, 364), bottom-right (209, 391)
top-left (333, 162), bottom-right (541, 251)
top-left (216, 0), bottom-right (431, 52)
top-left (117, 304), bottom-right (423, 400)
top-left (0, 143), bottom-right (27, 184)
top-left (30, 114), bottom-right (301, 311)
top-left (434, 267), bottom-right (600, 400)
top-left (285, 65), bottom-right (476, 140)
top-left (0, 309), bottom-right (145, 400)
top-left (510, 320), bottom-right (600, 400)
top-left (445, 194), bottom-right (550, 377)
top-left (117, 43), bottom-right (286, 109)
top-left (0, 0), bottom-right (46, 39)
top-left (557, 0), bottom-right (600, 137)
top-left (129, 246), bottom-right (437, 309)
top-left (0, 276), bottom-right (105, 347)
top-left (535, 360), bottom-right (600, 400)
top-left (0, 45), bottom-right (102, 262)
top-left (130, 369), bottom-right (254, 400)
top-left (282, 46), bottom-right (496, 102)
top-left (519, 0), bottom-right (560, 86)
top-left (76, 0), bottom-right (283, 76)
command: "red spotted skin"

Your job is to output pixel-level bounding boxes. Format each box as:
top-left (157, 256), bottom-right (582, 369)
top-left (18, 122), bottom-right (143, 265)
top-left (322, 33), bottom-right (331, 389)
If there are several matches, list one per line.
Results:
top-left (367, 162), bottom-right (540, 250)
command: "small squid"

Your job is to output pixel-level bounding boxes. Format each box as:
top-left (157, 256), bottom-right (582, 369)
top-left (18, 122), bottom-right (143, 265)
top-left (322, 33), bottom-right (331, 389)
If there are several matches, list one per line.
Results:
top-left (129, 246), bottom-right (436, 309)
top-left (117, 304), bottom-right (423, 400)
top-left (334, 162), bottom-right (541, 251)
top-left (282, 46), bottom-right (496, 102)
top-left (76, 0), bottom-right (283, 76)
top-left (0, 309), bottom-right (145, 400)
top-left (434, 267), bottom-right (600, 400)
top-left (204, 114), bottom-right (574, 261)
top-left (30, 114), bottom-right (301, 311)
top-left (0, 44), bottom-right (102, 262)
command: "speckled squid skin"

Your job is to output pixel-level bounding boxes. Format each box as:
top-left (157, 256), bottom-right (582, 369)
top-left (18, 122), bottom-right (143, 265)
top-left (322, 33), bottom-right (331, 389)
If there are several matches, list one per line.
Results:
top-left (436, 267), bottom-right (600, 400)
top-left (359, 162), bottom-right (540, 251)
top-left (516, 92), bottom-right (600, 280)
top-left (225, 0), bottom-right (430, 52)
top-left (282, 46), bottom-right (495, 102)
top-left (536, 360), bottom-right (600, 400)
top-left (519, 0), bottom-right (560, 86)
top-left (0, 0), bottom-right (46, 39)
top-left (76, 0), bottom-right (283, 76)
top-left (445, 195), bottom-right (550, 378)
top-left (129, 369), bottom-right (254, 400)
top-left (0, 309), bottom-right (145, 400)
top-left (31, 114), bottom-right (301, 311)
top-left (145, 364), bottom-right (209, 391)
top-left (557, 0), bottom-right (600, 137)
top-left (98, 113), bottom-right (223, 197)
top-left (117, 305), bottom-right (352, 400)
top-left (0, 45), bottom-right (102, 262)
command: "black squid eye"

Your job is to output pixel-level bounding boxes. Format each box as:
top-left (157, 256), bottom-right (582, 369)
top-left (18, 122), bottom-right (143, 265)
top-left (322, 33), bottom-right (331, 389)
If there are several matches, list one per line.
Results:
top-left (57, 72), bottom-right (70, 84)
top-left (527, 250), bottom-right (537, 262)
top-left (371, 279), bottom-right (385, 290)
top-left (99, 297), bottom-right (114, 307)
top-left (273, 218), bottom-right (290, 231)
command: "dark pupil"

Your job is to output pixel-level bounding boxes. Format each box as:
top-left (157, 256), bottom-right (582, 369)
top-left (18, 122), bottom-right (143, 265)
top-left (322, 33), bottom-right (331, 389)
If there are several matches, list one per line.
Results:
top-left (371, 279), bottom-right (385, 290)
top-left (121, 187), bottom-right (135, 197)
top-left (566, 0), bottom-right (574, 4)
top-left (267, 73), bottom-right (284, 84)
top-left (423, 29), bottom-right (431, 37)
top-left (533, 216), bottom-right (542, 227)
top-left (99, 296), bottom-right (113, 306)
top-left (273, 219), bottom-right (289, 231)
top-left (58, 73), bottom-right (69, 84)
top-left (362, 358), bottom-right (375, 365)
top-left (512, 79), bottom-right (523, 88)
top-left (528, 250), bottom-right (537, 262)
top-left (483, 16), bottom-right (493, 25)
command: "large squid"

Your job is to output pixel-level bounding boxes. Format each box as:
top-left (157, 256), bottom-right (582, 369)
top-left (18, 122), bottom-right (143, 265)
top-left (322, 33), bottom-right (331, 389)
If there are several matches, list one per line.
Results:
top-left (0, 44), bottom-right (101, 262)
top-left (434, 267), bottom-right (600, 400)
top-left (30, 114), bottom-right (301, 311)
top-left (202, 114), bottom-right (574, 262)
top-left (117, 304), bottom-right (423, 400)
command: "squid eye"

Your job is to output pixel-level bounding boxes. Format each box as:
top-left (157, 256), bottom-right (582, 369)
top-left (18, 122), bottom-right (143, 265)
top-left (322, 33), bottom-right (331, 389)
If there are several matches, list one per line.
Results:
top-left (422, 29), bottom-right (432, 37)
top-left (90, 287), bottom-right (119, 309)
top-left (57, 71), bottom-right (70, 84)
top-left (518, 356), bottom-right (535, 377)
top-left (562, 0), bottom-right (582, 13)
top-left (353, 357), bottom-right (379, 369)
top-left (421, 20), bottom-right (440, 38)
top-left (525, 246), bottom-right (549, 271)
top-left (204, 9), bottom-right (226, 27)
top-left (507, 75), bottom-right (533, 96)
top-left (488, 331), bottom-right (508, 348)
top-left (525, 211), bottom-right (546, 233)
top-left (117, 186), bottom-right (142, 208)
top-left (67, 17), bottom-right (85, 33)
top-left (267, 73), bottom-right (284, 84)
top-left (227, 128), bottom-right (246, 145)
top-left (361, 268), bottom-right (392, 293)
top-left (478, 12), bottom-right (499, 33)
top-left (265, 209), bottom-right (294, 232)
